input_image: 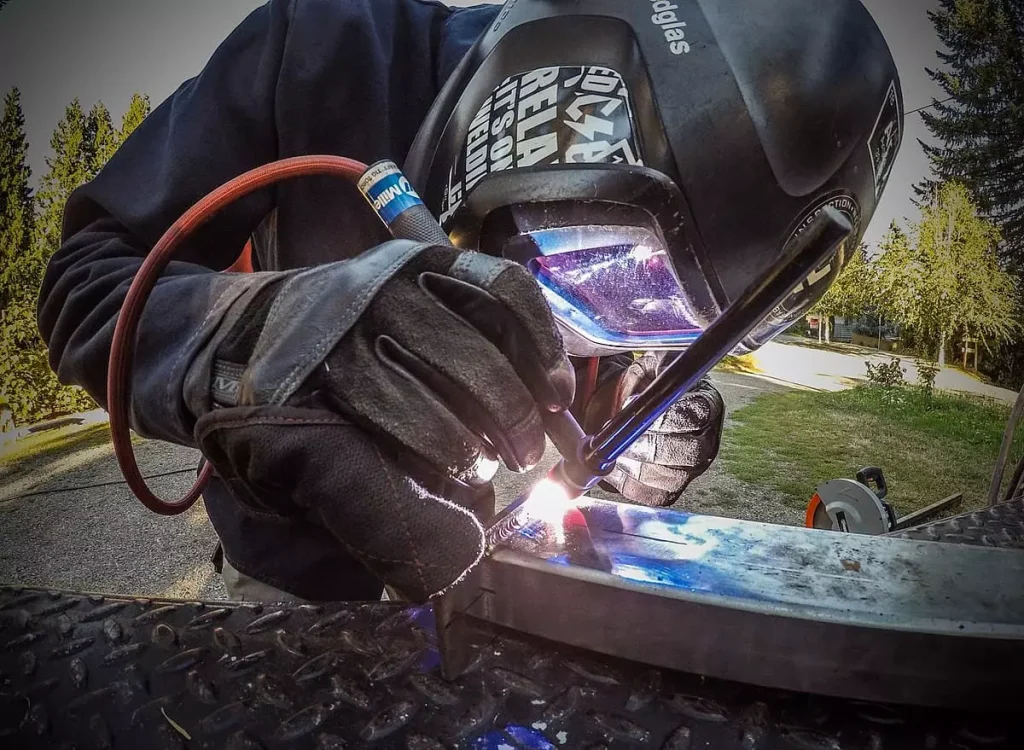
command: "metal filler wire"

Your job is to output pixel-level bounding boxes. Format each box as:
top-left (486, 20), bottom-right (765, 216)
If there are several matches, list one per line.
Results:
top-left (485, 207), bottom-right (853, 550)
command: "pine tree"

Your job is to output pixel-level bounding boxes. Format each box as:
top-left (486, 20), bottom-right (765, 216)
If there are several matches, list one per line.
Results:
top-left (1, 93), bottom-right (152, 423)
top-left (2, 99), bottom-right (97, 423)
top-left (87, 101), bottom-right (119, 176)
top-left (916, 0), bottom-right (1024, 272)
top-left (0, 88), bottom-right (34, 309)
top-left (119, 93), bottom-right (151, 140)
top-left (0, 88), bottom-right (49, 426)
top-left (34, 99), bottom-right (92, 263)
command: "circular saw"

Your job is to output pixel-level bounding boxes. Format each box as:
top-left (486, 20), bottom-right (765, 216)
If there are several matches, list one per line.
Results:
top-left (805, 467), bottom-right (897, 534)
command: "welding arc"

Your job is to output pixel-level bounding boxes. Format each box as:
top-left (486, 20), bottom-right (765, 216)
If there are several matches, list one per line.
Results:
top-left (107, 155), bottom-right (370, 516)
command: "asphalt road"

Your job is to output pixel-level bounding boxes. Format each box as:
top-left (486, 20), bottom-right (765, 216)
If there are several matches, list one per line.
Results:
top-left (0, 370), bottom-right (794, 601)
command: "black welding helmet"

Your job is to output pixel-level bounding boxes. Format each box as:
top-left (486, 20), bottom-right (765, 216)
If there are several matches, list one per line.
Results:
top-left (405, 0), bottom-right (903, 356)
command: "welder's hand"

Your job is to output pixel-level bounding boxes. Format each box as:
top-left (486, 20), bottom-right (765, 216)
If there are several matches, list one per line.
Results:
top-left (189, 241), bottom-right (574, 601)
top-left (582, 352), bottom-right (724, 507)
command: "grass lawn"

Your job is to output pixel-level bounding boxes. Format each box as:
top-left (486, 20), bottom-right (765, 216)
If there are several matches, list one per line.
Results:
top-left (0, 422), bottom-right (113, 466)
top-left (719, 385), bottom-right (1024, 516)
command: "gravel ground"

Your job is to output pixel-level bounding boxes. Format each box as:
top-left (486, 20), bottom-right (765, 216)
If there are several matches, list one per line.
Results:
top-left (0, 370), bottom-right (794, 600)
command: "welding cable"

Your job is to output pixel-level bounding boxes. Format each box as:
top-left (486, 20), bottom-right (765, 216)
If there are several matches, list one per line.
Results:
top-left (108, 156), bottom-right (369, 516)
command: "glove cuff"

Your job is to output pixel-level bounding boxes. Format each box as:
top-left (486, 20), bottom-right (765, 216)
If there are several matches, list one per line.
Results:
top-left (182, 270), bottom-right (291, 421)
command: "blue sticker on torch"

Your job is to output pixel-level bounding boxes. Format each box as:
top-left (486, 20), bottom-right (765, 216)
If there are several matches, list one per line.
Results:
top-left (357, 160), bottom-right (424, 225)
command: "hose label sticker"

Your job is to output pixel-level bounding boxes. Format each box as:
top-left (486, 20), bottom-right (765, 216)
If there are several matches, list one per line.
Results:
top-left (358, 161), bottom-right (424, 224)
top-left (440, 66), bottom-right (641, 226)
top-left (867, 81), bottom-right (901, 198)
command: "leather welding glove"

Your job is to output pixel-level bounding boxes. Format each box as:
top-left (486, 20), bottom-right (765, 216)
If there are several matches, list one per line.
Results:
top-left (581, 352), bottom-right (724, 507)
top-left (187, 241), bottom-right (574, 602)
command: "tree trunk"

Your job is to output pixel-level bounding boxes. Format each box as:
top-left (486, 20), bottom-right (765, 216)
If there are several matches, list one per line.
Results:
top-left (818, 320), bottom-right (823, 342)
top-left (938, 333), bottom-right (946, 367)
top-left (824, 318), bottom-right (832, 343)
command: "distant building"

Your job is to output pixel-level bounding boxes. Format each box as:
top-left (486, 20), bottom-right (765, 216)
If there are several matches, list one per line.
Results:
top-left (805, 313), bottom-right (901, 351)
top-left (832, 316), bottom-right (854, 343)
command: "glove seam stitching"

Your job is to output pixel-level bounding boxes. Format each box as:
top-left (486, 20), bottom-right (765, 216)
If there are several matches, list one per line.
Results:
top-left (197, 416), bottom-right (352, 439)
top-left (271, 245), bottom-right (422, 404)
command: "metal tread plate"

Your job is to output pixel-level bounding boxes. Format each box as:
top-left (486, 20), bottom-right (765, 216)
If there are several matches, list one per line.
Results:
top-left (0, 586), bottom-right (1018, 749)
top-left (888, 497), bottom-right (1024, 549)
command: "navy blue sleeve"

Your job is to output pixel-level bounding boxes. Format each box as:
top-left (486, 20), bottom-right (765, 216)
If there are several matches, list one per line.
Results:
top-left (36, 0), bottom-right (468, 446)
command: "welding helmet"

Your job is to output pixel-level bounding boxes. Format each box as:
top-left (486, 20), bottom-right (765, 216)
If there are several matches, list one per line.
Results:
top-left (405, 0), bottom-right (903, 356)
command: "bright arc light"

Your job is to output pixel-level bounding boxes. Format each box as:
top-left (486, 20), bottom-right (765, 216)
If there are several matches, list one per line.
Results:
top-left (522, 478), bottom-right (576, 544)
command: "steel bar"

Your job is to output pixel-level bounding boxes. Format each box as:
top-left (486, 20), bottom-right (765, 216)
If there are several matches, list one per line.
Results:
top-left (445, 498), bottom-right (1024, 708)
top-left (988, 385), bottom-right (1024, 506)
top-left (893, 492), bottom-right (963, 530)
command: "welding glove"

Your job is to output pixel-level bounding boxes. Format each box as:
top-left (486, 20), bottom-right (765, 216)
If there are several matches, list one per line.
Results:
top-left (187, 241), bottom-right (574, 602)
top-left (582, 352), bottom-right (724, 507)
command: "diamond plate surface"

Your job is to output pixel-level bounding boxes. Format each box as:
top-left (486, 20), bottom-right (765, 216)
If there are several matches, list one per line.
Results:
top-left (0, 586), bottom-right (1018, 748)
top-left (889, 497), bottom-right (1024, 549)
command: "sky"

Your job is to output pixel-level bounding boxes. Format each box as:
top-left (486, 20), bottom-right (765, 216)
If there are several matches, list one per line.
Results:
top-left (0, 0), bottom-right (943, 250)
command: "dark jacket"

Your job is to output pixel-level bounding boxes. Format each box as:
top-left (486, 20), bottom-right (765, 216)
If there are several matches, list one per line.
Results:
top-left (38, 0), bottom-right (500, 599)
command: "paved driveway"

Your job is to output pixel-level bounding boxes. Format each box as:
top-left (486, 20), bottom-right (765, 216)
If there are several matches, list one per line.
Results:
top-left (752, 337), bottom-right (1019, 403)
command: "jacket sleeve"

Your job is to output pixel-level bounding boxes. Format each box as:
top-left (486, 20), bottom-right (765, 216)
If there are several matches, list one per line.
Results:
top-left (36, 0), bottom-right (458, 447)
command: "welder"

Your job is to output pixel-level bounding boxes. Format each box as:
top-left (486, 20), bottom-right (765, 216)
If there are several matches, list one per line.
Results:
top-left (37, 0), bottom-right (901, 604)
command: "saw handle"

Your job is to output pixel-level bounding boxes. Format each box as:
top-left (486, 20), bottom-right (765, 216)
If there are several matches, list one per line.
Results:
top-left (856, 466), bottom-right (888, 499)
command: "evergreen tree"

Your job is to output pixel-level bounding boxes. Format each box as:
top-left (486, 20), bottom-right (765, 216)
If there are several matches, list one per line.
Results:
top-left (0, 88), bottom-right (54, 425)
top-left (916, 0), bottom-right (1024, 271)
top-left (3, 100), bottom-right (95, 423)
top-left (0, 88), bottom-right (34, 309)
top-left (34, 99), bottom-right (92, 263)
top-left (120, 93), bottom-right (151, 140)
top-left (1, 93), bottom-right (153, 423)
top-left (87, 101), bottom-right (119, 176)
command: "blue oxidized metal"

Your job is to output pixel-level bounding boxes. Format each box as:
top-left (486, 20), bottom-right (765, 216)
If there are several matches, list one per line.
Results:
top-left (444, 497), bottom-right (1024, 709)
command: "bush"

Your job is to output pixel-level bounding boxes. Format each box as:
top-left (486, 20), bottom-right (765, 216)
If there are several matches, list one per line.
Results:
top-left (917, 359), bottom-right (940, 396)
top-left (865, 357), bottom-right (907, 388)
top-left (0, 299), bottom-right (95, 425)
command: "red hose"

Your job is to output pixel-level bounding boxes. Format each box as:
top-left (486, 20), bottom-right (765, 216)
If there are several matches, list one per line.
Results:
top-left (108, 155), bottom-right (369, 515)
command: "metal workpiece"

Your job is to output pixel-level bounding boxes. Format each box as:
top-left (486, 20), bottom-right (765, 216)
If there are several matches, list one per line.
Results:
top-left (443, 498), bottom-right (1024, 709)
